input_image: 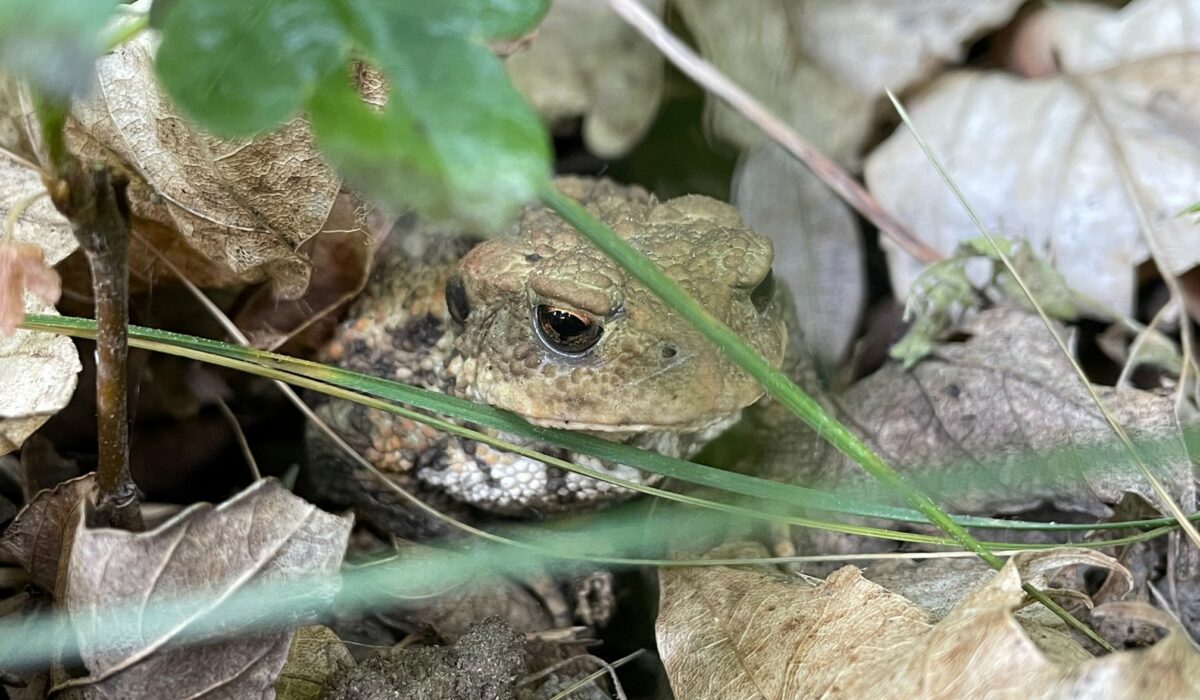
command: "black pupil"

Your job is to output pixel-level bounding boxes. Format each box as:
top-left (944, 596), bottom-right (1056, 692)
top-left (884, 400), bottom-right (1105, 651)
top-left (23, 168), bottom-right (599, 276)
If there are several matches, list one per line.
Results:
top-left (751, 270), bottom-right (775, 313)
top-left (536, 305), bottom-right (602, 354)
top-left (445, 275), bottom-right (470, 322)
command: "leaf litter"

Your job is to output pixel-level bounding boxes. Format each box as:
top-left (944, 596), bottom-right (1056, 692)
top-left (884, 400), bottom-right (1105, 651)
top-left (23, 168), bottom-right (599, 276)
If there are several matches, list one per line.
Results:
top-left (60, 478), bottom-right (351, 698)
top-left (658, 545), bottom-right (1200, 699)
top-left (866, 0), bottom-right (1200, 316)
top-left (66, 29), bottom-right (342, 299)
top-left (4, 0), bottom-right (1200, 697)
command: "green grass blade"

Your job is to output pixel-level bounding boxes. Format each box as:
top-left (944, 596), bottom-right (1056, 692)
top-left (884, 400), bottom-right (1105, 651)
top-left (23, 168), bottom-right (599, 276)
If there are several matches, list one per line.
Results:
top-left (22, 314), bottom-right (1200, 535)
top-left (537, 187), bottom-right (1004, 562)
top-left (535, 185), bottom-right (1114, 650)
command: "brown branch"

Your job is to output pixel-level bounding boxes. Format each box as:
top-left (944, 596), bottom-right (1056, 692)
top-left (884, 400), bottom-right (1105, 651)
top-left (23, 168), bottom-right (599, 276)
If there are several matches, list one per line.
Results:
top-left (45, 156), bottom-right (143, 531)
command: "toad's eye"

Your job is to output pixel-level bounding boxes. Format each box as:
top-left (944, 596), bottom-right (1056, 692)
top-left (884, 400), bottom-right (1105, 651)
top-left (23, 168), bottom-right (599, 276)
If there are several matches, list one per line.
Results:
top-left (534, 305), bottom-right (603, 355)
top-left (750, 269), bottom-right (775, 314)
top-left (446, 275), bottom-right (470, 323)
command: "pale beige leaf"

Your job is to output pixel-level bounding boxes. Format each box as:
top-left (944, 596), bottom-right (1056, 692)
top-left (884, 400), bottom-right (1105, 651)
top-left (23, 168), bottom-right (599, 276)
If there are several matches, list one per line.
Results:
top-left (1062, 602), bottom-right (1200, 696)
top-left (1015, 0), bottom-right (1200, 76)
top-left (506, 0), bottom-right (665, 158)
top-left (0, 159), bottom-right (75, 265)
top-left (866, 51), bottom-right (1200, 314)
top-left (796, 0), bottom-right (1025, 95)
top-left (659, 548), bottom-right (1199, 699)
top-left (673, 0), bottom-right (1023, 163)
top-left (0, 160), bottom-right (79, 455)
top-left (65, 32), bottom-right (341, 299)
top-left (0, 299), bottom-right (78, 456)
top-left (64, 479), bottom-right (352, 698)
top-left (674, 0), bottom-right (871, 162)
top-left (734, 143), bottom-right (864, 363)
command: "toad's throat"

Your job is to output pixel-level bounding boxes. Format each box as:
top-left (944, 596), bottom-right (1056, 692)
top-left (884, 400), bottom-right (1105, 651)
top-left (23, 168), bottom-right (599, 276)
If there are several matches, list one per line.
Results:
top-left (418, 410), bottom-right (742, 515)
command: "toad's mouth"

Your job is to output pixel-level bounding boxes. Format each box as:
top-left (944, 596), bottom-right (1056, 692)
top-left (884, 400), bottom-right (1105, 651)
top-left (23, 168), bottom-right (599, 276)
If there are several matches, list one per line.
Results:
top-left (520, 409), bottom-right (746, 441)
top-left (518, 409), bottom-right (743, 466)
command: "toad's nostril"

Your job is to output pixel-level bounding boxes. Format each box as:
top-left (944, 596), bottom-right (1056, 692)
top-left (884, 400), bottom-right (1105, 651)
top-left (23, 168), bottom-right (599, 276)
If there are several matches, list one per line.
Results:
top-left (660, 343), bottom-right (678, 359)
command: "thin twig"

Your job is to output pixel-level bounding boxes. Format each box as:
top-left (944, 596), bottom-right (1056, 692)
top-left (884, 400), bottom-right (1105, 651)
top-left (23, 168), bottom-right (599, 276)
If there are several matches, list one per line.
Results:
top-left (604, 0), bottom-right (942, 266)
top-left (213, 396), bottom-right (261, 481)
top-left (38, 97), bottom-right (142, 531)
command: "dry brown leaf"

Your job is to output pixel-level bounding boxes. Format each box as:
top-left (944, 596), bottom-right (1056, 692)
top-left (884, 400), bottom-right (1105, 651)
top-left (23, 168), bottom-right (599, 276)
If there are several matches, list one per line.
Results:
top-left (659, 547), bottom-right (1199, 699)
top-left (802, 308), bottom-right (1193, 518)
top-left (62, 479), bottom-right (352, 698)
top-left (65, 31), bottom-right (341, 299)
top-left (734, 143), bottom-right (864, 364)
top-left (674, 0), bottom-right (1023, 163)
top-left (866, 2), bottom-right (1200, 315)
top-left (274, 626), bottom-right (354, 700)
top-left (234, 193), bottom-right (379, 351)
top-left (505, 0), bottom-right (665, 158)
top-left (0, 473), bottom-right (93, 595)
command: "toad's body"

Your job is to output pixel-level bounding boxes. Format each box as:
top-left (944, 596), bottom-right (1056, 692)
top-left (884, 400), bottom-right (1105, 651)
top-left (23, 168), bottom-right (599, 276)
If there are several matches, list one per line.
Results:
top-left (308, 178), bottom-right (787, 530)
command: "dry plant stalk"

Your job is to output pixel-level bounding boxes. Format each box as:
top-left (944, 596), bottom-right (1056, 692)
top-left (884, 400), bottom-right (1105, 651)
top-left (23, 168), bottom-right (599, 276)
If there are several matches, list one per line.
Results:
top-left (44, 149), bottom-right (142, 531)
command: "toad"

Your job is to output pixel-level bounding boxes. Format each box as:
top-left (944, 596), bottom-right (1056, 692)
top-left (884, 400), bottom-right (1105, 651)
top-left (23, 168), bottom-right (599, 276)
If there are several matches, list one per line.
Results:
top-left (306, 177), bottom-right (788, 534)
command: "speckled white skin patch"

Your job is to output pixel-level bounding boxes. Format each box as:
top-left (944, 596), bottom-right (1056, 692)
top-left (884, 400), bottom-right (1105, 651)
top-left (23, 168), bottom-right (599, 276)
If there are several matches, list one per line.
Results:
top-left (313, 177), bottom-right (787, 517)
top-left (419, 412), bottom-right (740, 513)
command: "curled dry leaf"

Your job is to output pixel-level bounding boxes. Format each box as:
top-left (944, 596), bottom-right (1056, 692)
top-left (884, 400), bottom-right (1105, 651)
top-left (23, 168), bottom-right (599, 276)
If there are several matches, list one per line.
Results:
top-left (0, 158), bottom-right (80, 456)
top-left (505, 0), bottom-right (665, 158)
top-left (65, 30), bottom-right (341, 299)
top-left (793, 308), bottom-right (1193, 518)
top-left (234, 193), bottom-right (380, 351)
top-left (658, 546), bottom-right (1198, 699)
top-left (0, 473), bottom-right (93, 596)
top-left (674, 0), bottom-right (1023, 163)
top-left (866, 0), bottom-right (1200, 315)
top-left (734, 142), bottom-right (864, 364)
top-left (63, 478), bottom-right (352, 698)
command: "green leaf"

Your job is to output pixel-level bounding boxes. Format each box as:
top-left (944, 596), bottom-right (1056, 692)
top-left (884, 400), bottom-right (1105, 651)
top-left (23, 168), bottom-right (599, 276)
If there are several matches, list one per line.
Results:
top-left (354, 0), bottom-right (550, 40)
top-left (155, 0), bottom-right (348, 136)
top-left (308, 22), bottom-right (551, 231)
top-left (0, 0), bottom-right (118, 98)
